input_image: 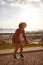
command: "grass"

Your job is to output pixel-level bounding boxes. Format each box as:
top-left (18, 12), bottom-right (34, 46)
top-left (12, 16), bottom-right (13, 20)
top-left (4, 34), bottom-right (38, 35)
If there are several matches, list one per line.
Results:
top-left (0, 43), bottom-right (43, 50)
top-left (0, 45), bottom-right (14, 50)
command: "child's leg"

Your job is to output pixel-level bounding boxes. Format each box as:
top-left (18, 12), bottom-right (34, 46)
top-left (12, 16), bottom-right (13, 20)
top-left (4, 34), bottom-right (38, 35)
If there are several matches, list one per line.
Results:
top-left (20, 43), bottom-right (23, 55)
top-left (19, 44), bottom-right (24, 58)
top-left (13, 44), bottom-right (19, 56)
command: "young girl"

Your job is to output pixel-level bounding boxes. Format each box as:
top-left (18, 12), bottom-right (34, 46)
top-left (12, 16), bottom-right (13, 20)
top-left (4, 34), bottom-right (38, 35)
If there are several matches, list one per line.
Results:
top-left (12, 22), bottom-right (28, 59)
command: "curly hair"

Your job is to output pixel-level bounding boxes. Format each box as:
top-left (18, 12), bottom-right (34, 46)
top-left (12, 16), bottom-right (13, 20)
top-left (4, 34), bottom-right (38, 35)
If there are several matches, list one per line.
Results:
top-left (19, 22), bottom-right (27, 28)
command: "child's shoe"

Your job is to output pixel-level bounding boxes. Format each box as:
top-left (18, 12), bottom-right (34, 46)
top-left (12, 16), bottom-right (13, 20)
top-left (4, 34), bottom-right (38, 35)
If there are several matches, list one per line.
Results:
top-left (20, 54), bottom-right (24, 58)
top-left (13, 55), bottom-right (17, 59)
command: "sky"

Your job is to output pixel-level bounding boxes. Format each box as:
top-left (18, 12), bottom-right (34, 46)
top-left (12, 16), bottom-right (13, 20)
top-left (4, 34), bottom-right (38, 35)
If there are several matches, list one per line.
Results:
top-left (0, 0), bottom-right (43, 31)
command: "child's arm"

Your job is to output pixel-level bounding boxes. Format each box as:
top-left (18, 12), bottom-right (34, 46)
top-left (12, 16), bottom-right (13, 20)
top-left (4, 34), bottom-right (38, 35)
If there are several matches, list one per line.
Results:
top-left (23, 30), bottom-right (28, 44)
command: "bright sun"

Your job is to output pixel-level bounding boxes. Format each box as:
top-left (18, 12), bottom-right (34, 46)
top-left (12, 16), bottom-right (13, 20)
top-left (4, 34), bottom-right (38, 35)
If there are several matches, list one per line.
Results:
top-left (19, 6), bottom-right (40, 31)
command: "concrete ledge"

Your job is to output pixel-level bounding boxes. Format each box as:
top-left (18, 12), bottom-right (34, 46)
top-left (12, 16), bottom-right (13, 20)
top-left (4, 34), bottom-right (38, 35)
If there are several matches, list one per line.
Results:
top-left (0, 47), bottom-right (43, 55)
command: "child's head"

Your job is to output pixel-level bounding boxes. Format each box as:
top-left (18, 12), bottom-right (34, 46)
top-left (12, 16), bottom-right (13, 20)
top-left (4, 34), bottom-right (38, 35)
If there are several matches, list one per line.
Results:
top-left (19, 22), bottom-right (27, 30)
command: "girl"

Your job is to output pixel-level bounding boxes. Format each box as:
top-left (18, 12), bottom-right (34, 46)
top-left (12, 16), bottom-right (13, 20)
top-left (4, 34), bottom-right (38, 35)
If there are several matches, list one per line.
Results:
top-left (12, 22), bottom-right (28, 59)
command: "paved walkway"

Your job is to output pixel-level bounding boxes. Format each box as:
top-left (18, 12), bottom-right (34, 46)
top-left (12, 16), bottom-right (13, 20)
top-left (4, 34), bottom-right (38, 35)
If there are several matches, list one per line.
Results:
top-left (0, 51), bottom-right (43, 65)
top-left (0, 47), bottom-right (43, 54)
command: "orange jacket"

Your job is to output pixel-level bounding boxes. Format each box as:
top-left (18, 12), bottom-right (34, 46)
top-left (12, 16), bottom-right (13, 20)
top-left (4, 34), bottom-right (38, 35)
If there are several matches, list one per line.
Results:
top-left (12, 28), bottom-right (27, 44)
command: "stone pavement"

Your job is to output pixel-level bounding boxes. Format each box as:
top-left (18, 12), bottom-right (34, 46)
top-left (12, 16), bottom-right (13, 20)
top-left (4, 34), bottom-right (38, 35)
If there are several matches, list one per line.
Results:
top-left (0, 50), bottom-right (43, 65)
top-left (0, 47), bottom-right (43, 54)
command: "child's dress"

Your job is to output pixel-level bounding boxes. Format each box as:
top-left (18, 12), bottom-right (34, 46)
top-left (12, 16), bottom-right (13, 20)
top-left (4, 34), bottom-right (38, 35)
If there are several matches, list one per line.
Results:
top-left (12, 28), bottom-right (27, 44)
top-left (19, 33), bottom-right (24, 42)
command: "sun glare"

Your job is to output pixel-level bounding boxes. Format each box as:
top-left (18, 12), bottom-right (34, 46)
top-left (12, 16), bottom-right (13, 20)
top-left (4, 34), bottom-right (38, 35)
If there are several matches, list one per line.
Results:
top-left (19, 7), bottom-right (39, 31)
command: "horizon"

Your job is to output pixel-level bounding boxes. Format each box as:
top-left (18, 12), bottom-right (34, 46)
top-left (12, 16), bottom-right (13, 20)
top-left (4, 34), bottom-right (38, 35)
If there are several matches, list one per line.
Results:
top-left (0, 28), bottom-right (43, 32)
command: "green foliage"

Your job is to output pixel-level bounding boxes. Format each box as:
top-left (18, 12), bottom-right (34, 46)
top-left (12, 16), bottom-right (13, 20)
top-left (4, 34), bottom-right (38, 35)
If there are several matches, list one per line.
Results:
top-left (0, 43), bottom-right (43, 50)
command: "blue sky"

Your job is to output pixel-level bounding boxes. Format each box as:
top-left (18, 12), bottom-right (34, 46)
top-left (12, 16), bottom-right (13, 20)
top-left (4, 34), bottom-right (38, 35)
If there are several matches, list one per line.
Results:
top-left (0, 0), bottom-right (43, 31)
